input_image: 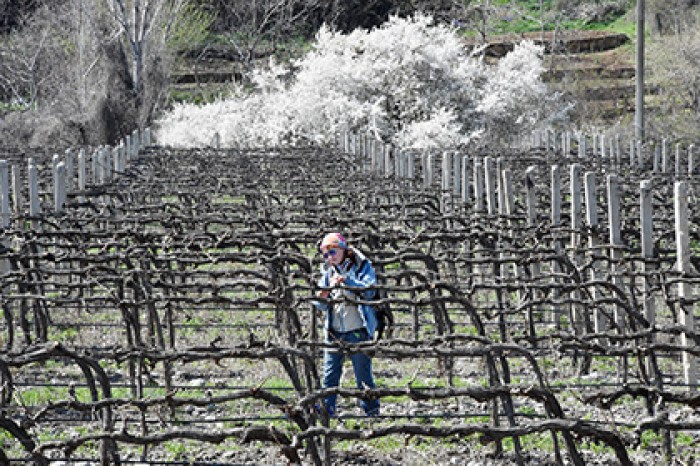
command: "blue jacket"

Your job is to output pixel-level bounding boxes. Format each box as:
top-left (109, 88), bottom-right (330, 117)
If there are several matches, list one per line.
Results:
top-left (313, 247), bottom-right (378, 337)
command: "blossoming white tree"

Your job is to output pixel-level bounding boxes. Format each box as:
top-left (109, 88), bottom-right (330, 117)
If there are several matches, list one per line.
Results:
top-left (156, 14), bottom-right (562, 150)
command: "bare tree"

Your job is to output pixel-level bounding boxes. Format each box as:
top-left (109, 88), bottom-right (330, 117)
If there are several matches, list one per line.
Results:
top-left (206, 0), bottom-right (325, 71)
top-left (0, 23), bottom-right (50, 106)
top-left (648, 0), bottom-right (699, 35)
top-left (444, 1), bottom-right (531, 44)
top-left (0, 1), bottom-right (131, 144)
top-left (647, 9), bottom-right (700, 139)
top-left (0, 0), bottom-right (201, 145)
top-left (0, 1), bottom-right (100, 110)
top-left (103, 0), bottom-right (188, 110)
top-left (443, 0), bottom-right (491, 43)
top-left (0, 0), bottom-right (42, 34)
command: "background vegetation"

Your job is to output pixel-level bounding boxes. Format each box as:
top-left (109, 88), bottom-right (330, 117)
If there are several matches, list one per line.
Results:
top-left (0, 0), bottom-right (698, 147)
top-left (157, 16), bottom-right (559, 149)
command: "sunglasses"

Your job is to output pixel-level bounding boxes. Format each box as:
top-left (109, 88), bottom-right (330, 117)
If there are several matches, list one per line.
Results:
top-left (322, 248), bottom-right (340, 259)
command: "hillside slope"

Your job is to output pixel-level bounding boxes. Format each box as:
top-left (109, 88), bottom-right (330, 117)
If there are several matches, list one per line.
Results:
top-left (476, 30), bottom-right (636, 126)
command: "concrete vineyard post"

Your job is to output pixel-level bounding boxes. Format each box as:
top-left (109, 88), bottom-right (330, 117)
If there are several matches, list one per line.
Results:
top-left (485, 157), bottom-right (497, 216)
top-left (0, 161), bottom-right (9, 228)
top-left (385, 144), bottom-right (393, 178)
top-left (395, 149), bottom-right (403, 178)
top-left (688, 145), bottom-right (696, 175)
top-left (525, 166), bottom-right (537, 223)
top-left (593, 133), bottom-right (598, 161)
top-left (78, 149), bottom-right (86, 203)
top-left (607, 175), bottom-right (624, 331)
top-left (11, 165), bottom-right (21, 214)
top-left (441, 152), bottom-right (451, 193)
top-left (452, 152), bottom-right (461, 197)
top-left (0, 161), bottom-right (9, 308)
top-left (551, 165), bottom-right (561, 224)
top-left (519, 167), bottom-right (538, 343)
top-left (370, 141), bottom-right (378, 174)
top-left (585, 172), bottom-right (605, 333)
top-left (653, 143), bottom-right (660, 173)
top-left (474, 157), bottom-right (484, 212)
top-left (54, 162), bottom-right (66, 213)
top-left (65, 149), bottom-right (74, 191)
top-left (629, 138), bottom-right (635, 167)
top-left (496, 158), bottom-right (505, 215)
top-left (394, 146), bottom-right (401, 178)
top-left (424, 153), bottom-right (434, 189)
top-left (637, 140), bottom-right (643, 171)
top-left (661, 139), bottom-right (669, 173)
top-left (441, 152), bottom-right (452, 213)
top-left (28, 159), bottom-right (40, 219)
top-left (104, 147), bottom-right (112, 182)
top-left (675, 181), bottom-right (696, 388)
top-left (91, 148), bottom-right (99, 184)
top-left (461, 155), bottom-right (470, 204)
top-left (570, 163), bottom-right (583, 333)
top-left (113, 146), bottom-right (121, 174)
top-left (640, 180), bottom-right (655, 367)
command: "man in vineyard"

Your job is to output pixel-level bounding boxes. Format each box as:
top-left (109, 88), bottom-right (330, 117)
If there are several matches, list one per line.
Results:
top-left (314, 232), bottom-right (380, 417)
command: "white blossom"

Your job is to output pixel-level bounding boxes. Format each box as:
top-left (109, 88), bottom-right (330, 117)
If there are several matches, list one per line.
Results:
top-left (156, 14), bottom-right (563, 150)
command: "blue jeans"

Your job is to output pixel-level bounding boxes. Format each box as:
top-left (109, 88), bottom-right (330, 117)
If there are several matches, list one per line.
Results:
top-left (322, 328), bottom-right (380, 416)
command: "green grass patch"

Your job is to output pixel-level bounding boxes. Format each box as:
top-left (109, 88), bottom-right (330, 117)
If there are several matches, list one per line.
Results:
top-left (581, 438), bottom-right (614, 456)
top-left (452, 324), bottom-right (479, 336)
top-left (168, 86), bottom-right (233, 106)
top-left (461, 1), bottom-right (633, 36)
top-left (502, 431), bottom-right (556, 453)
top-left (596, 14), bottom-right (637, 37)
top-left (336, 433), bottom-right (403, 453)
top-left (16, 385), bottom-right (75, 405)
top-left (675, 431), bottom-right (696, 446)
top-left (212, 194), bottom-right (246, 205)
top-left (161, 195), bottom-right (180, 203)
top-left (163, 440), bottom-right (189, 458)
top-left (47, 326), bottom-right (79, 341)
top-left (261, 377), bottom-right (295, 390)
top-left (0, 100), bottom-right (31, 113)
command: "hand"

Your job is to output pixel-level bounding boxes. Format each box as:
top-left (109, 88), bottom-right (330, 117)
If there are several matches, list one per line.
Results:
top-left (318, 290), bottom-right (330, 299)
top-left (330, 275), bottom-right (345, 287)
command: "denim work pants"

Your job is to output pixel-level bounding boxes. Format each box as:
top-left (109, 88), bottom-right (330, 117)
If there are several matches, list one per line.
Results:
top-left (322, 328), bottom-right (380, 416)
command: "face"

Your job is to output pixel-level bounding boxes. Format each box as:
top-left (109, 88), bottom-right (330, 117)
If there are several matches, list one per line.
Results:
top-left (322, 247), bottom-right (345, 265)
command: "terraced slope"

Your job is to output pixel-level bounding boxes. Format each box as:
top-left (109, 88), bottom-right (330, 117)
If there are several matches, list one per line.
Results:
top-left (541, 33), bottom-right (637, 125)
top-left (476, 29), bottom-right (636, 126)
